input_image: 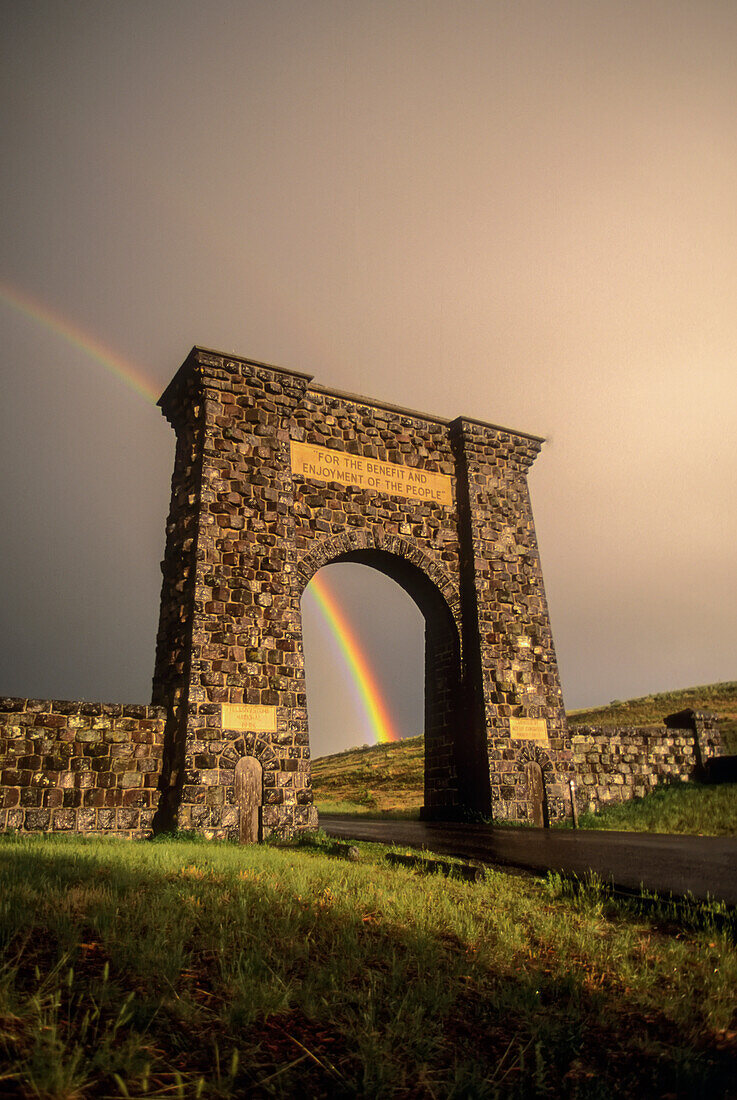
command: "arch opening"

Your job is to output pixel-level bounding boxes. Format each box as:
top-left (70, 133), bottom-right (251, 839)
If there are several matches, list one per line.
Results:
top-left (301, 549), bottom-right (490, 820)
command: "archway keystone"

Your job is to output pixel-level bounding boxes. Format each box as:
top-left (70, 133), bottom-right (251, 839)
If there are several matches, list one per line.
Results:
top-left (152, 347), bottom-right (572, 838)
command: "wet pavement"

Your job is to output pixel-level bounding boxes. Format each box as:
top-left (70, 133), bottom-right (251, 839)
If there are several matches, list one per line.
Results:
top-left (319, 814), bottom-right (737, 904)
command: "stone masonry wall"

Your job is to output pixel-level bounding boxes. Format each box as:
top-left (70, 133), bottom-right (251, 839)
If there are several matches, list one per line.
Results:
top-left (0, 699), bottom-right (165, 836)
top-left (151, 358), bottom-right (207, 832)
top-left (450, 419), bottom-right (571, 822)
top-left (570, 711), bottom-right (724, 814)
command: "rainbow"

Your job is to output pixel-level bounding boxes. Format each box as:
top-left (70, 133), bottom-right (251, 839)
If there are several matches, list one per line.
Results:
top-left (0, 280), bottom-right (160, 404)
top-left (305, 571), bottom-right (401, 744)
top-left (2, 281), bottom-right (400, 742)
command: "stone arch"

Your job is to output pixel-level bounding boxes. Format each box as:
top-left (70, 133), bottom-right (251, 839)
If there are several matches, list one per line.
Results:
top-left (296, 529), bottom-right (462, 640)
top-left (299, 534), bottom-right (489, 818)
top-left (153, 346), bottom-right (571, 836)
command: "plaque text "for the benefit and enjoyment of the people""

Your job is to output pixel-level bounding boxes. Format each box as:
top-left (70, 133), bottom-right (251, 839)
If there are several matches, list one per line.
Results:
top-left (290, 441), bottom-right (453, 506)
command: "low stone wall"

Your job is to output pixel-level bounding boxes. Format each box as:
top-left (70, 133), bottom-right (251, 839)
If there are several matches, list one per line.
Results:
top-left (0, 698), bottom-right (165, 837)
top-left (1, 697), bottom-right (727, 835)
top-left (570, 710), bottom-right (723, 814)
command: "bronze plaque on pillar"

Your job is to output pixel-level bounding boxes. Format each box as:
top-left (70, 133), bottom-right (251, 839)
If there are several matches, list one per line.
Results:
top-left (222, 703), bottom-right (277, 733)
top-left (510, 717), bottom-right (549, 745)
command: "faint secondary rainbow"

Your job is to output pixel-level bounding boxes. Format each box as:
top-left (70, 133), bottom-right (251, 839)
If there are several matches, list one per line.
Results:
top-left (0, 280), bottom-right (160, 404)
top-left (305, 572), bottom-right (401, 744)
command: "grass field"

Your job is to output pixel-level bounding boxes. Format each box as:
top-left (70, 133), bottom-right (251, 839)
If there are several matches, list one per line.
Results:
top-left (1, 832), bottom-right (736, 1098)
top-left (312, 735), bottom-right (425, 817)
top-left (312, 682), bottom-right (737, 828)
top-left (572, 780), bottom-right (737, 835)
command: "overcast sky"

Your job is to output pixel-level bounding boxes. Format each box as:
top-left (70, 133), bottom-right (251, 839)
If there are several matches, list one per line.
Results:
top-left (1, 1), bottom-right (735, 757)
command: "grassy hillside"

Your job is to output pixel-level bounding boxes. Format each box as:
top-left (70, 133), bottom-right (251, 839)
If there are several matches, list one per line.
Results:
top-left (312, 681), bottom-right (737, 818)
top-left (312, 735), bottom-right (425, 816)
top-left (2, 832), bottom-right (736, 1097)
top-left (566, 680), bottom-right (737, 732)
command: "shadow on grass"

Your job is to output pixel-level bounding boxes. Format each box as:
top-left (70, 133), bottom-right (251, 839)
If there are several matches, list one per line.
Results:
top-left (1, 834), bottom-right (735, 1097)
top-left (547, 868), bottom-right (737, 941)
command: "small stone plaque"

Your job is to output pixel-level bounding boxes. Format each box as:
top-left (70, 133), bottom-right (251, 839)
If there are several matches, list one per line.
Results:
top-left (290, 440), bottom-right (453, 506)
top-left (510, 717), bottom-right (549, 745)
top-left (221, 703), bottom-right (277, 733)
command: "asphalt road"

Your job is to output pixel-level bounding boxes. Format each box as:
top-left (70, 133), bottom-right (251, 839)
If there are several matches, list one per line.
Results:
top-left (319, 814), bottom-right (737, 905)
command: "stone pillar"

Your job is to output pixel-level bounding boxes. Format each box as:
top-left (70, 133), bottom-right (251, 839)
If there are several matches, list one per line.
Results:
top-left (664, 708), bottom-right (723, 771)
top-left (450, 418), bottom-right (571, 822)
top-left (152, 348), bottom-right (317, 837)
top-left (151, 355), bottom-right (205, 830)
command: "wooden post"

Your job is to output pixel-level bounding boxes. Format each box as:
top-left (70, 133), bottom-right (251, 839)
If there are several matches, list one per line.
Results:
top-left (569, 778), bottom-right (579, 829)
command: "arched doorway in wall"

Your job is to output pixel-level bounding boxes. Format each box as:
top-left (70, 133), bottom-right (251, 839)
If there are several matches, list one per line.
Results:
top-left (235, 756), bottom-right (263, 843)
top-left (300, 551), bottom-right (490, 820)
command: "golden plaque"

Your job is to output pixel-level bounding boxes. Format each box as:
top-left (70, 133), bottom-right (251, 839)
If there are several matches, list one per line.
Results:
top-left (509, 717), bottom-right (549, 745)
top-left (290, 440), bottom-right (453, 506)
top-left (221, 703), bottom-right (277, 734)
